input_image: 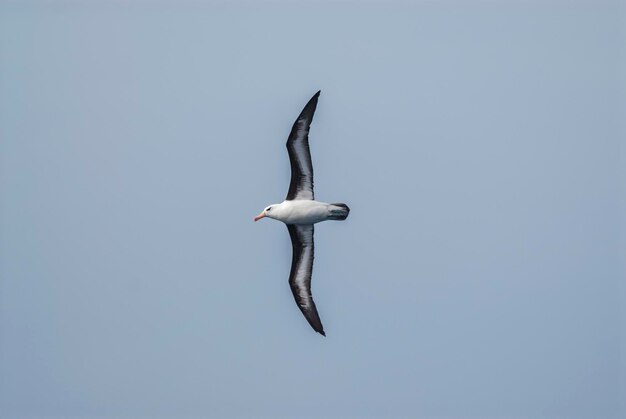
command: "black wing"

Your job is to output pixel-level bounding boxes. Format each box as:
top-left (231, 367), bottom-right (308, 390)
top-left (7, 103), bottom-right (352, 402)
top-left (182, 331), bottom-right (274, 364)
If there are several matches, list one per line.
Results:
top-left (286, 224), bottom-right (325, 336)
top-left (286, 91), bottom-right (320, 201)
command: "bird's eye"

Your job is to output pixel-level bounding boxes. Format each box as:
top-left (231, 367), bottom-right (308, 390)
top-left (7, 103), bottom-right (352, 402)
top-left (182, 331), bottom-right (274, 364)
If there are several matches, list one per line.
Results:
top-left (266, 207), bottom-right (271, 212)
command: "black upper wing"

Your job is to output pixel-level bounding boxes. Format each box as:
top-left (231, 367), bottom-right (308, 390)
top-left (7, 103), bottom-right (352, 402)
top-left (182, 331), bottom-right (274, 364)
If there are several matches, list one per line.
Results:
top-left (285, 91), bottom-right (320, 201)
top-left (286, 224), bottom-right (324, 336)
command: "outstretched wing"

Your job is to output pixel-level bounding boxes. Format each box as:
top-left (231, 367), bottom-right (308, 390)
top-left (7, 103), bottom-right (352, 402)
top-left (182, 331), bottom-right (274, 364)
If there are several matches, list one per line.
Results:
top-left (286, 91), bottom-right (320, 201)
top-left (286, 224), bottom-right (324, 336)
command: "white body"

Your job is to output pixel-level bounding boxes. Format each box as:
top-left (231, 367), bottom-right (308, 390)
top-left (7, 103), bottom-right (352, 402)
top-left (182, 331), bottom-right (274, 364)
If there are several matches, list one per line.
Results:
top-left (266, 200), bottom-right (343, 225)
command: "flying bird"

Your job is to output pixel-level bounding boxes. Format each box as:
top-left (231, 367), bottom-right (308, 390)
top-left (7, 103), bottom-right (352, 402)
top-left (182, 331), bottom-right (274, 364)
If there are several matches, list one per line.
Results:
top-left (254, 91), bottom-right (350, 336)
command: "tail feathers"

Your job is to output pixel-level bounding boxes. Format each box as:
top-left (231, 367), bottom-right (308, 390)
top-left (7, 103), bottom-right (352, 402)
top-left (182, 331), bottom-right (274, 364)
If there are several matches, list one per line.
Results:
top-left (329, 203), bottom-right (350, 220)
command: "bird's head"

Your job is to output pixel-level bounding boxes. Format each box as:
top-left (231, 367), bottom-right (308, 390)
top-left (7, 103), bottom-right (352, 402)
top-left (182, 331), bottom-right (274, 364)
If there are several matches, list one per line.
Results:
top-left (254, 204), bottom-right (278, 222)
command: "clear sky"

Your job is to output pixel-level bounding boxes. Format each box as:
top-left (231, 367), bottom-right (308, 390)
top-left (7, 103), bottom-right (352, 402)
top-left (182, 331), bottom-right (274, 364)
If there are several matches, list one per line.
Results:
top-left (1, 1), bottom-right (624, 418)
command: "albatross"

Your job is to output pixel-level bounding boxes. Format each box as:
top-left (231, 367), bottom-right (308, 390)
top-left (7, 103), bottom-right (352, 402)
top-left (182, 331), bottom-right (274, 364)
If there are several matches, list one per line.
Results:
top-left (254, 91), bottom-right (350, 336)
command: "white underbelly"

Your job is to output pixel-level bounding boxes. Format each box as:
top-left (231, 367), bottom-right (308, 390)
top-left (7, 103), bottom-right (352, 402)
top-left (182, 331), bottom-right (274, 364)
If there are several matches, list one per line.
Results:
top-left (282, 200), bottom-right (329, 225)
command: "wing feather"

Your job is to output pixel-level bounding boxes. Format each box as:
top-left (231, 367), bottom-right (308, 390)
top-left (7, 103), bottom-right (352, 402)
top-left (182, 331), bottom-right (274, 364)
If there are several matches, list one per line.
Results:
top-left (285, 91), bottom-right (319, 201)
top-left (286, 224), bottom-right (324, 336)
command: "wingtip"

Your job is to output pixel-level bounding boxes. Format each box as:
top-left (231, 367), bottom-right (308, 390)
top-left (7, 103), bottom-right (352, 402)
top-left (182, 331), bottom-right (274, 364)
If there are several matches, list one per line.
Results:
top-left (319, 330), bottom-right (326, 337)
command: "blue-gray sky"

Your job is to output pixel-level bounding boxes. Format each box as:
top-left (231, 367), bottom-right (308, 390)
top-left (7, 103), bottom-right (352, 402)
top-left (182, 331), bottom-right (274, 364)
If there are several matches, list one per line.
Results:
top-left (1, 1), bottom-right (624, 418)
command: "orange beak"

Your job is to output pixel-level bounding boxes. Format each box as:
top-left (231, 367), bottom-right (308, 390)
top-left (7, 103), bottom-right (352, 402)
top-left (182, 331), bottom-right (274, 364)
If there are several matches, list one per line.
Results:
top-left (253, 212), bottom-right (266, 222)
